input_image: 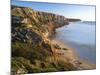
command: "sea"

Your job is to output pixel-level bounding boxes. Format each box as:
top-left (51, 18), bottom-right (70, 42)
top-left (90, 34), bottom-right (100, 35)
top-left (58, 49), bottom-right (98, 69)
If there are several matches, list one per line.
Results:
top-left (54, 21), bottom-right (96, 64)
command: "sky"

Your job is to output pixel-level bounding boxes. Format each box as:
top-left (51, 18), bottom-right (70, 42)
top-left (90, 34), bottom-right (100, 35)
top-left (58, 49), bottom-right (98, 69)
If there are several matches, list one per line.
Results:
top-left (12, 0), bottom-right (95, 21)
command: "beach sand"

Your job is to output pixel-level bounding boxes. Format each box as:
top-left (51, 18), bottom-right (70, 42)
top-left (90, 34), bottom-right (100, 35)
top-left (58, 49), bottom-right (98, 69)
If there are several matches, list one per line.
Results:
top-left (51, 38), bottom-right (96, 70)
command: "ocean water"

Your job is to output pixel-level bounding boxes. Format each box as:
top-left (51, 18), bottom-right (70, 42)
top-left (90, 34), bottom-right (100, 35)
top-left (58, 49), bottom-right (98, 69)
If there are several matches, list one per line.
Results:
top-left (55, 21), bottom-right (96, 64)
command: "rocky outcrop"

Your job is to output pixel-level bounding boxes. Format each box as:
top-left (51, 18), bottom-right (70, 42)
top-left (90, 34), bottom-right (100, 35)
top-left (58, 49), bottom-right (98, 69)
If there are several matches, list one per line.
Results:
top-left (11, 5), bottom-right (80, 74)
top-left (11, 5), bottom-right (69, 39)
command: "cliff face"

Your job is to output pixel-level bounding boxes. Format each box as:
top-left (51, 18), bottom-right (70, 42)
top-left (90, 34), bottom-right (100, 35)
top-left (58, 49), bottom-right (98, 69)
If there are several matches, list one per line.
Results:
top-left (11, 5), bottom-right (77, 74)
top-left (12, 5), bottom-right (69, 39)
top-left (68, 18), bottom-right (81, 22)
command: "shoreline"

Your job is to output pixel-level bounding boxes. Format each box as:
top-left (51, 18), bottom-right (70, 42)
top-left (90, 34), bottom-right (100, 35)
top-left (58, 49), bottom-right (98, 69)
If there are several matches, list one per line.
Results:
top-left (51, 38), bottom-right (96, 70)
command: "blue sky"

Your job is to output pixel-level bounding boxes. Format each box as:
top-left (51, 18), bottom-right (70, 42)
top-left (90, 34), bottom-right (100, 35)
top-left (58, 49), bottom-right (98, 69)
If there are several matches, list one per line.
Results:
top-left (12, 0), bottom-right (95, 21)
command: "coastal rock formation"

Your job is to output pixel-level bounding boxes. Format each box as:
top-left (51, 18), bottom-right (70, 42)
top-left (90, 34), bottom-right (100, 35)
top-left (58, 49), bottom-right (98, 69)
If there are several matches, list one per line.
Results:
top-left (11, 5), bottom-right (70, 39)
top-left (11, 5), bottom-right (80, 74)
top-left (67, 18), bottom-right (81, 22)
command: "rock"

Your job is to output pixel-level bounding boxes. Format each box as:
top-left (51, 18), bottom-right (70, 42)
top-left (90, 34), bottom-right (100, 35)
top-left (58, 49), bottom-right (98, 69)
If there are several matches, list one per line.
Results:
top-left (11, 5), bottom-right (81, 73)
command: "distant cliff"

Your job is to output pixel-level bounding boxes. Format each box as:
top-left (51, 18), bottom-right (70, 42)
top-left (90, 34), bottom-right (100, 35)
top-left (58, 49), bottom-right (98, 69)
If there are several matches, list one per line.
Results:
top-left (67, 18), bottom-right (81, 22)
top-left (11, 5), bottom-right (79, 74)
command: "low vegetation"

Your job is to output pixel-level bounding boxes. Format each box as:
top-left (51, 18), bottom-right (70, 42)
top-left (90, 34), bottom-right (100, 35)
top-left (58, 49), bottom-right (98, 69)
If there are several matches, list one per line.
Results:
top-left (11, 5), bottom-right (78, 74)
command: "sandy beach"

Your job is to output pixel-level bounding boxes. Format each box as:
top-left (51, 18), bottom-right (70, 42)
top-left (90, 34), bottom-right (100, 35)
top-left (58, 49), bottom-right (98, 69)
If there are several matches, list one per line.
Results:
top-left (51, 38), bottom-right (96, 70)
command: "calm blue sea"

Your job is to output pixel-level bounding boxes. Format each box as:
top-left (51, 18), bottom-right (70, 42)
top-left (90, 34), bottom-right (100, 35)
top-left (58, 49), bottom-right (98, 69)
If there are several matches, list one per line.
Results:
top-left (55, 21), bottom-right (96, 64)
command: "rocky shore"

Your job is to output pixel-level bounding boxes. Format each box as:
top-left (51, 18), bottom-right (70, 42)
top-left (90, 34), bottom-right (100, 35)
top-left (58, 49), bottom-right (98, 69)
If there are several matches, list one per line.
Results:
top-left (11, 5), bottom-right (83, 74)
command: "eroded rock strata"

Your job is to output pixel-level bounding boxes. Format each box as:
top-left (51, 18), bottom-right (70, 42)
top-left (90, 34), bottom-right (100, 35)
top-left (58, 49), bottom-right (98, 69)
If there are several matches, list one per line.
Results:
top-left (11, 5), bottom-right (81, 74)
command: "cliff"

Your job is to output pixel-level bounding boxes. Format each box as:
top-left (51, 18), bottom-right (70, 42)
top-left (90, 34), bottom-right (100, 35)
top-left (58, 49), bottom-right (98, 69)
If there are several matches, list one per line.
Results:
top-left (11, 5), bottom-right (79, 74)
top-left (67, 18), bottom-right (81, 22)
top-left (12, 5), bottom-right (69, 39)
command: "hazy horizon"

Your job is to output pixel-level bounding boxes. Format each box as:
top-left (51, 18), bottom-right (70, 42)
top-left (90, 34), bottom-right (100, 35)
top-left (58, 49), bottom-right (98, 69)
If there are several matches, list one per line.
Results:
top-left (12, 0), bottom-right (95, 21)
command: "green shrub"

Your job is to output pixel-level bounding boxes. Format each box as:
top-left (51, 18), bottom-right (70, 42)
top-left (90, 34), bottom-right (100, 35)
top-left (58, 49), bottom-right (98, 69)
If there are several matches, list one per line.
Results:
top-left (11, 57), bottom-right (28, 74)
top-left (12, 41), bottom-right (52, 61)
top-left (56, 60), bottom-right (77, 71)
top-left (62, 48), bottom-right (68, 50)
top-left (41, 68), bottom-right (58, 72)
